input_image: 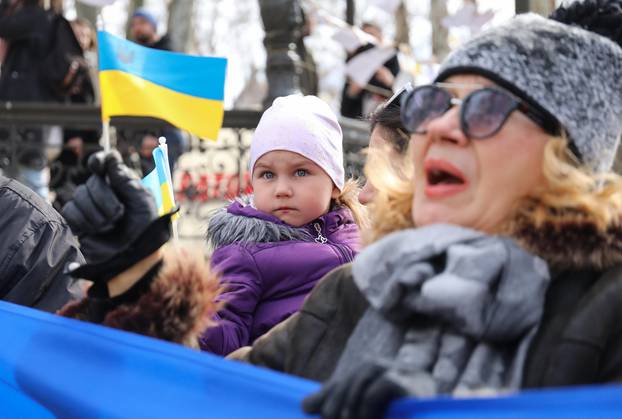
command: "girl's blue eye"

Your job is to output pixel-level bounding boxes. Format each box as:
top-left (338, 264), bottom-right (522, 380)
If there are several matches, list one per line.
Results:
top-left (295, 169), bottom-right (307, 177)
top-left (261, 171), bottom-right (274, 180)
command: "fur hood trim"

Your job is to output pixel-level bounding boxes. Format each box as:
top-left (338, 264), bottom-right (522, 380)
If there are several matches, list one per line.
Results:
top-left (59, 245), bottom-right (221, 347)
top-left (509, 211), bottom-right (622, 271)
top-left (206, 195), bottom-right (313, 249)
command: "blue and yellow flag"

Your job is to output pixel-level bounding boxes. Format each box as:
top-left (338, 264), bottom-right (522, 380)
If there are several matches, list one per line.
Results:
top-left (141, 140), bottom-right (176, 216)
top-left (97, 31), bottom-right (227, 141)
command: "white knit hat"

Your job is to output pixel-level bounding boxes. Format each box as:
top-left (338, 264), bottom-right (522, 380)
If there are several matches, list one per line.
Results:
top-left (249, 95), bottom-right (345, 190)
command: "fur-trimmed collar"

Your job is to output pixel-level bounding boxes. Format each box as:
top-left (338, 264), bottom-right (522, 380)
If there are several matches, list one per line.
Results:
top-left (508, 211), bottom-right (622, 271)
top-left (59, 245), bottom-right (220, 347)
top-left (206, 195), bottom-right (314, 250)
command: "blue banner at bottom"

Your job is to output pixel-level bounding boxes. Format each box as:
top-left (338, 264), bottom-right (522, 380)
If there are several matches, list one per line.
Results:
top-left (0, 301), bottom-right (621, 419)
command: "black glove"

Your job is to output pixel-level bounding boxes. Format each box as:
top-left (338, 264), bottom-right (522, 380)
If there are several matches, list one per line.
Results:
top-left (302, 362), bottom-right (408, 419)
top-left (62, 150), bottom-right (157, 264)
top-left (62, 150), bottom-right (173, 283)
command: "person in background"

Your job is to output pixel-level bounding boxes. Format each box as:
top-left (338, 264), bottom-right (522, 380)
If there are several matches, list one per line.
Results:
top-left (62, 17), bottom-right (97, 105)
top-left (340, 18), bottom-right (400, 119)
top-left (48, 18), bottom-right (100, 211)
top-left (129, 8), bottom-right (172, 51)
top-left (0, 0), bottom-right (56, 199)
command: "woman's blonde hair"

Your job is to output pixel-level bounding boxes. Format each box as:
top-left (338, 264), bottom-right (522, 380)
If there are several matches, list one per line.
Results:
top-left (363, 145), bottom-right (415, 243)
top-left (504, 135), bottom-right (622, 234)
top-left (335, 178), bottom-right (370, 230)
top-left (364, 134), bottom-right (622, 243)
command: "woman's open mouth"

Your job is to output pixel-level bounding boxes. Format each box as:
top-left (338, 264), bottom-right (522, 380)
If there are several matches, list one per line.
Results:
top-left (424, 159), bottom-right (468, 198)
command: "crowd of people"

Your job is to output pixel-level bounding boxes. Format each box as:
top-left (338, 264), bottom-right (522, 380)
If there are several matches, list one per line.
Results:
top-left (0, 1), bottom-right (185, 205)
top-left (2, 0), bottom-right (622, 417)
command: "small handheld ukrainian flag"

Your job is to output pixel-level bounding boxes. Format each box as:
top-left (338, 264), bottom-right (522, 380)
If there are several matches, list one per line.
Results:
top-left (97, 31), bottom-right (227, 141)
top-left (141, 138), bottom-right (177, 218)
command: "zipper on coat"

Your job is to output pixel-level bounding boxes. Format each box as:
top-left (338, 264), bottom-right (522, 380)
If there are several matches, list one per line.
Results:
top-left (313, 222), bottom-right (328, 244)
top-left (312, 221), bottom-right (353, 263)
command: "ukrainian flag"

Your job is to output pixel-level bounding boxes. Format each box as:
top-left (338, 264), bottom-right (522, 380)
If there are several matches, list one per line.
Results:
top-left (141, 140), bottom-right (176, 216)
top-left (98, 31), bottom-right (227, 140)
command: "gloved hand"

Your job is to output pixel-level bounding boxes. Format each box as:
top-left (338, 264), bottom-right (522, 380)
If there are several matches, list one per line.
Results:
top-left (302, 362), bottom-right (408, 419)
top-left (62, 150), bottom-right (158, 264)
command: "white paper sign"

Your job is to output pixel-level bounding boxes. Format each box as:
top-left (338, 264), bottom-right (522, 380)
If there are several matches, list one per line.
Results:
top-left (332, 26), bottom-right (378, 54)
top-left (442, 4), bottom-right (494, 33)
top-left (346, 45), bottom-right (396, 87)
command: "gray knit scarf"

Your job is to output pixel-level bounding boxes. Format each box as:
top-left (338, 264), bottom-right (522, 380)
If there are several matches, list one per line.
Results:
top-left (333, 224), bottom-right (550, 396)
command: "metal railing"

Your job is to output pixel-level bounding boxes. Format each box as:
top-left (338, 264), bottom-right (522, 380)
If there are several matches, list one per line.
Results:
top-left (0, 102), bottom-right (371, 238)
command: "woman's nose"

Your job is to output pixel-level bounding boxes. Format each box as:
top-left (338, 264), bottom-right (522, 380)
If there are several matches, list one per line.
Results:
top-left (358, 180), bottom-right (376, 205)
top-left (425, 106), bottom-right (469, 146)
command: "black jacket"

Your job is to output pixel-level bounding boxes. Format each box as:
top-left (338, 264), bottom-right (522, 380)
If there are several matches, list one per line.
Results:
top-left (523, 266), bottom-right (622, 386)
top-left (233, 214), bottom-right (622, 389)
top-left (0, 176), bottom-right (84, 312)
top-left (151, 34), bottom-right (173, 52)
top-left (0, 4), bottom-right (53, 101)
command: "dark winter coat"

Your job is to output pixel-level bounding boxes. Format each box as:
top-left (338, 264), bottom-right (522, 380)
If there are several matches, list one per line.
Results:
top-left (0, 4), bottom-right (53, 102)
top-left (0, 176), bottom-right (84, 312)
top-left (151, 34), bottom-right (173, 51)
top-left (199, 198), bottom-right (360, 356)
top-left (232, 213), bottom-right (622, 389)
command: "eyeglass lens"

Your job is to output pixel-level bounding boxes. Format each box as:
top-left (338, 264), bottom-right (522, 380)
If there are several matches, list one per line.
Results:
top-left (401, 85), bottom-right (520, 139)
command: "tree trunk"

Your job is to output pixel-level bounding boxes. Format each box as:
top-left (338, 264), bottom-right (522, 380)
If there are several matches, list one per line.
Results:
top-left (394, 1), bottom-right (410, 46)
top-left (346, 0), bottom-right (355, 25)
top-left (430, 0), bottom-right (449, 61)
top-left (529, 0), bottom-right (556, 16)
top-left (515, 0), bottom-right (556, 15)
top-left (75, 2), bottom-right (99, 26)
top-left (125, 0), bottom-right (145, 40)
top-left (167, 0), bottom-right (195, 53)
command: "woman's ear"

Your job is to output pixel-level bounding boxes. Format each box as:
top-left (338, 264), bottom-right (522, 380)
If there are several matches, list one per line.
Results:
top-left (331, 185), bottom-right (341, 199)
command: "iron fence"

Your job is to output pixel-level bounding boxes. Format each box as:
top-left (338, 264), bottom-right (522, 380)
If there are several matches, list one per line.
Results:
top-left (0, 102), bottom-right (370, 238)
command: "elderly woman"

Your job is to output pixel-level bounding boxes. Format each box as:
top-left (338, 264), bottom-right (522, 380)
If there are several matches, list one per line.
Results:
top-left (232, 1), bottom-right (622, 418)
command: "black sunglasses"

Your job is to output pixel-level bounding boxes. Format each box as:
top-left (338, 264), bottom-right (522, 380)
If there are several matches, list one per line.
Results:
top-left (381, 82), bottom-right (413, 111)
top-left (400, 84), bottom-right (560, 139)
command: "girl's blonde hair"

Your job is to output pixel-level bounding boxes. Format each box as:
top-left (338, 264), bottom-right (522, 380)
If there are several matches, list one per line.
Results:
top-left (335, 178), bottom-right (370, 230)
top-left (364, 135), bottom-right (622, 243)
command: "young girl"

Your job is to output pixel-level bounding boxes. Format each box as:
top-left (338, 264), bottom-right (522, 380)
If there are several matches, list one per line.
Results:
top-left (199, 95), bottom-right (365, 356)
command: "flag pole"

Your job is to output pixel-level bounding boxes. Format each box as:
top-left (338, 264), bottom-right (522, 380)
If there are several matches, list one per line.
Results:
top-left (159, 137), bottom-right (179, 242)
top-left (101, 119), bottom-right (111, 152)
top-left (96, 10), bottom-right (111, 153)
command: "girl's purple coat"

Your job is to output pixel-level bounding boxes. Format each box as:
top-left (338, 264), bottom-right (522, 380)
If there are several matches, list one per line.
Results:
top-left (199, 200), bottom-right (360, 355)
